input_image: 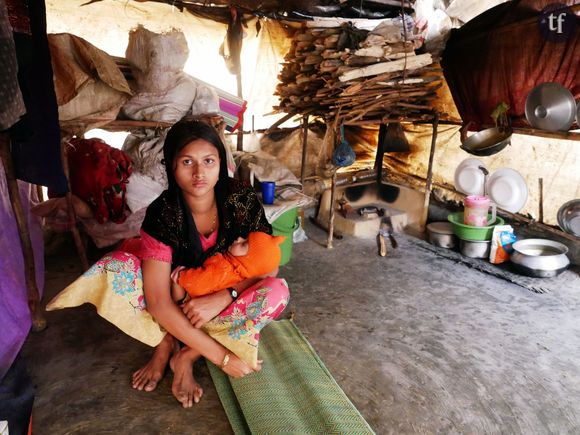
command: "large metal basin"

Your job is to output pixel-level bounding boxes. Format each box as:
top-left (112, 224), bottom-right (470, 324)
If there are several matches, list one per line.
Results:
top-left (510, 239), bottom-right (570, 278)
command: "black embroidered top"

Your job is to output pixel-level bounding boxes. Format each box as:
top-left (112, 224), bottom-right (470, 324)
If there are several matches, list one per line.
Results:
top-left (141, 179), bottom-right (271, 268)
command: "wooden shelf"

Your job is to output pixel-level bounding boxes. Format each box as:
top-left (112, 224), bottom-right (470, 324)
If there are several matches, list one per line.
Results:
top-left (60, 119), bottom-right (173, 133)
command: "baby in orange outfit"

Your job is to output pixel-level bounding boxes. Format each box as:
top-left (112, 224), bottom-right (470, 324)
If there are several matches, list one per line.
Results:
top-left (171, 231), bottom-right (285, 301)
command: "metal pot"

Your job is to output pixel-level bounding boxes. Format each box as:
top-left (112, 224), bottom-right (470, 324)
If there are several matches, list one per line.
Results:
top-left (460, 121), bottom-right (512, 157)
top-left (459, 239), bottom-right (490, 259)
top-left (427, 222), bottom-right (457, 249)
top-left (510, 238), bottom-right (570, 278)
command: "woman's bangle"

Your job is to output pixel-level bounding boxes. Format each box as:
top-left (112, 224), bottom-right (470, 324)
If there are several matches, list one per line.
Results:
top-left (221, 351), bottom-right (231, 369)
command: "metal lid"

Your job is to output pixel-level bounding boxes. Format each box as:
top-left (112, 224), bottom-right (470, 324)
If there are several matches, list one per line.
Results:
top-left (525, 82), bottom-right (576, 132)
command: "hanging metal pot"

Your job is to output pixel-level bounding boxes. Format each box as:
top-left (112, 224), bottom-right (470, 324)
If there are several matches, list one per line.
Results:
top-left (459, 121), bottom-right (512, 156)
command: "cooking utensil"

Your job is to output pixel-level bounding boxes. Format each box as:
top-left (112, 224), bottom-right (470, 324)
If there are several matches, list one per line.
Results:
top-left (510, 238), bottom-right (570, 278)
top-left (525, 82), bottom-right (576, 132)
top-left (557, 199), bottom-right (580, 237)
top-left (485, 168), bottom-right (528, 214)
top-left (426, 222), bottom-right (457, 249)
top-left (377, 217), bottom-right (397, 256)
top-left (448, 212), bottom-right (505, 241)
top-left (459, 126), bottom-right (512, 156)
top-left (459, 239), bottom-right (491, 259)
top-left (454, 158), bottom-right (487, 196)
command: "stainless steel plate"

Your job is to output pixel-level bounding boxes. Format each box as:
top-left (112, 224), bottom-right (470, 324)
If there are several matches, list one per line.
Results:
top-left (525, 82), bottom-right (576, 131)
top-left (557, 199), bottom-right (580, 237)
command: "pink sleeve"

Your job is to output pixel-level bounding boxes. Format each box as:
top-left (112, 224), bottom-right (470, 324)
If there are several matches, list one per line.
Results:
top-left (139, 229), bottom-right (172, 263)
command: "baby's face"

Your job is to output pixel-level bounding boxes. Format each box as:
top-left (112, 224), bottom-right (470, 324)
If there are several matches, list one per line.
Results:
top-left (229, 237), bottom-right (249, 256)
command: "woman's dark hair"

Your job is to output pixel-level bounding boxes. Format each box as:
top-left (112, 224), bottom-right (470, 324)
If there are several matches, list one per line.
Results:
top-left (163, 119), bottom-right (229, 200)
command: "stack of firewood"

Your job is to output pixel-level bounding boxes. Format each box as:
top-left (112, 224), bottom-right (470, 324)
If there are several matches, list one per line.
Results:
top-left (274, 20), bottom-right (442, 125)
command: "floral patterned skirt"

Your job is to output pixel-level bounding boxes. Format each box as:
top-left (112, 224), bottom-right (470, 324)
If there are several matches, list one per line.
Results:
top-left (46, 251), bottom-right (290, 369)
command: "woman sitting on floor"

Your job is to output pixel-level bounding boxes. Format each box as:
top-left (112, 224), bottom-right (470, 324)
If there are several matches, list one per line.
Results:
top-left (130, 120), bottom-right (289, 407)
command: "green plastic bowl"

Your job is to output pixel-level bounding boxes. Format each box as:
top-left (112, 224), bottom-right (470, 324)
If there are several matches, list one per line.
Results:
top-left (447, 212), bottom-right (505, 241)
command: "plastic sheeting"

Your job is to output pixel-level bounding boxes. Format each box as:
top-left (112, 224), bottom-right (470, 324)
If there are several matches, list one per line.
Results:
top-left (0, 161), bottom-right (44, 381)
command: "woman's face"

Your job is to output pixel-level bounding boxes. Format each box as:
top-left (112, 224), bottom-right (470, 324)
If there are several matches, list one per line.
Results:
top-left (173, 139), bottom-right (221, 200)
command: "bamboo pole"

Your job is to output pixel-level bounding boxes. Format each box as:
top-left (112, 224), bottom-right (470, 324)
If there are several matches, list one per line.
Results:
top-left (60, 140), bottom-right (90, 271)
top-left (300, 114), bottom-right (309, 186)
top-left (326, 168), bottom-right (338, 249)
top-left (419, 113), bottom-right (439, 232)
top-left (236, 69), bottom-right (244, 152)
top-left (0, 132), bottom-right (46, 331)
top-left (538, 178), bottom-right (544, 224)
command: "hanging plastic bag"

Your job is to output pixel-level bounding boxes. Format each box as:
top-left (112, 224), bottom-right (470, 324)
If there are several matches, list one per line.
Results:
top-left (332, 125), bottom-right (356, 167)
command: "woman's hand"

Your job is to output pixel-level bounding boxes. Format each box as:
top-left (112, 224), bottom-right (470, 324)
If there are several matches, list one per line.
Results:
top-left (222, 354), bottom-right (262, 378)
top-left (181, 290), bottom-right (229, 328)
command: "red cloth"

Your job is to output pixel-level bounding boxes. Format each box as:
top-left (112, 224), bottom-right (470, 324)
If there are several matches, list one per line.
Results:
top-left (66, 138), bottom-right (132, 223)
top-left (441, 0), bottom-right (579, 130)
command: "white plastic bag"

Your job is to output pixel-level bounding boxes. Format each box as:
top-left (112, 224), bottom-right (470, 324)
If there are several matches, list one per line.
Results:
top-left (489, 225), bottom-right (517, 264)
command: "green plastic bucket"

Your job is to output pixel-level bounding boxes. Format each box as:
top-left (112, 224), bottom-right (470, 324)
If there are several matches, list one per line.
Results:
top-left (272, 208), bottom-right (299, 265)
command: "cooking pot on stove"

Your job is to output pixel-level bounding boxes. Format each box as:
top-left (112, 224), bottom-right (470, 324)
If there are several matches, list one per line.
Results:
top-left (459, 121), bottom-right (512, 156)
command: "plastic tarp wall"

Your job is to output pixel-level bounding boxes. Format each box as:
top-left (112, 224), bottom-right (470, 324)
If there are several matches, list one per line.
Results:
top-left (45, 0), bottom-right (292, 131)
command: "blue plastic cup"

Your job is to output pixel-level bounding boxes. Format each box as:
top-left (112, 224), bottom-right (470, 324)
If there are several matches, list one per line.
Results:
top-left (262, 181), bottom-right (276, 205)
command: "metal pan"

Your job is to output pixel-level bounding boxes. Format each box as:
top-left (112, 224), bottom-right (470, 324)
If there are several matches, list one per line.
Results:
top-left (460, 122), bottom-right (512, 156)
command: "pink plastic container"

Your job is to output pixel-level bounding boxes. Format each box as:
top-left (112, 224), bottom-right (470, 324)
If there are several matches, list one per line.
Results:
top-left (463, 195), bottom-right (496, 227)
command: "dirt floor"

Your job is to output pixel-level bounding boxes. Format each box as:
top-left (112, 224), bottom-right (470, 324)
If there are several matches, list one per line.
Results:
top-left (22, 218), bottom-right (580, 434)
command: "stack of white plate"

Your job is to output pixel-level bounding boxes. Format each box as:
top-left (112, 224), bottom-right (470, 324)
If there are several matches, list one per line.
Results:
top-left (454, 158), bottom-right (528, 214)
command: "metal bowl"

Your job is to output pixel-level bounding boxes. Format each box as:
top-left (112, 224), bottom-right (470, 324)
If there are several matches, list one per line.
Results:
top-left (460, 127), bottom-right (512, 156)
top-left (510, 238), bottom-right (570, 278)
top-left (557, 199), bottom-right (580, 237)
top-left (459, 239), bottom-right (490, 259)
top-left (427, 222), bottom-right (457, 249)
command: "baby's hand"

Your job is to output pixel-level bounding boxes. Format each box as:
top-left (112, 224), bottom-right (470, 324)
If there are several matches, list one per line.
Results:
top-left (171, 266), bottom-right (186, 285)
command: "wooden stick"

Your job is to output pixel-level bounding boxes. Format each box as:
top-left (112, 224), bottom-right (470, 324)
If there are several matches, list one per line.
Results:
top-left (326, 167), bottom-right (338, 249)
top-left (538, 178), bottom-right (544, 224)
top-left (36, 184), bottom-right (44, 202)
top-left (236, 71), bottom-right (244, 151)
top-left (300, 114), bottom-right (309, 186)
top-left (420, 113), bottom-right (440, 232)
top-left (0, 132), bottom-right (46, 331)
top-left (60, 140), bottom-right (90, 272)
top-left (265, 112), bottom-right (296, 133)
top-left (339, 53), bottom-right (433, 82)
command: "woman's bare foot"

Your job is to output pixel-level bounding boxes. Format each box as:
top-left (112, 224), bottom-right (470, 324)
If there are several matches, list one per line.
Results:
top-left (169, 346), bottom-right (203, 408)
top-left (132, 334), bottom-right (176, 392)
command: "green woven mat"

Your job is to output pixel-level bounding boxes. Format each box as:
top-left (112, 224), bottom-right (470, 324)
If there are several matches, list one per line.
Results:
top-left (207, 319), bottom-right (375, 435)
